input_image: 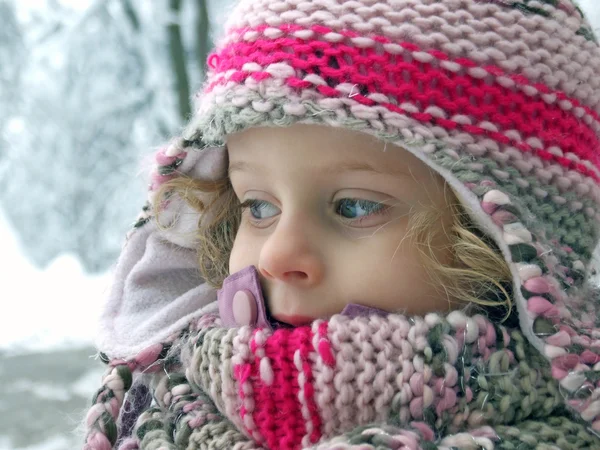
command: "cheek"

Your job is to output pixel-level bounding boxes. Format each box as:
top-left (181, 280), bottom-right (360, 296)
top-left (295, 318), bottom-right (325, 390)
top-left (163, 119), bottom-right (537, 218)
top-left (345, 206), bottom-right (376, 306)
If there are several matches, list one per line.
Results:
top-left (345, 235), bottom-right (440, 312)
top-left (228, 227), bottom-right (261, 274)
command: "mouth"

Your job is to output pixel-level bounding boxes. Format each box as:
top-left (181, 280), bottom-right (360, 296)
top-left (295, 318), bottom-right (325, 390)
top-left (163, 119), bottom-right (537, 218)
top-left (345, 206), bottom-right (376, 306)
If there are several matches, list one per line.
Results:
top-left (270, 313), bottom-right (315, 327)
top-left (262, 284), bottom-right (317, 328)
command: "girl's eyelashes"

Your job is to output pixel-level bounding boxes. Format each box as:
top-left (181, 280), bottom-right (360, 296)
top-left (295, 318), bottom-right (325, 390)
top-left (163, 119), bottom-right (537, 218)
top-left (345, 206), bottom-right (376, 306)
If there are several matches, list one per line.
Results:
top-left (239, 198), bottom-right (391, 228)
top-left (240, 199), bottom-right (280, 220)
top-left (335, 198), bottom-right (390, 226)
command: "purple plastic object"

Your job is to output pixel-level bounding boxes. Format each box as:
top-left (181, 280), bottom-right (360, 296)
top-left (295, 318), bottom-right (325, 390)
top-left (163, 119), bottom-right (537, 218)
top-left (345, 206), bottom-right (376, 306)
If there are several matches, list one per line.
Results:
top-left (218, 266), bottom-right (271, 328)
top-left (232, 289), bottom-right (258, 325)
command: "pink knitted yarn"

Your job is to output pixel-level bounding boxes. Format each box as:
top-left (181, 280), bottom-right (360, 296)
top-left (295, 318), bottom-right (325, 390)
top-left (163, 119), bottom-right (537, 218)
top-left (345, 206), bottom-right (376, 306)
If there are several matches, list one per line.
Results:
top-left (207, 24), bottom-right (600, 180)
top-left (178, 0), bottom-right (600, 433)
top-left (191, 312), bottom-right (506, 449)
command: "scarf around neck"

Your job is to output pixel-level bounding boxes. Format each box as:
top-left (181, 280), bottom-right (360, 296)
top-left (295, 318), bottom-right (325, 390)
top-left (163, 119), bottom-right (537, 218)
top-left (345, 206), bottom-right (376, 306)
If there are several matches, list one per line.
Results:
top-left (86, 308), bottom-right (600, 450)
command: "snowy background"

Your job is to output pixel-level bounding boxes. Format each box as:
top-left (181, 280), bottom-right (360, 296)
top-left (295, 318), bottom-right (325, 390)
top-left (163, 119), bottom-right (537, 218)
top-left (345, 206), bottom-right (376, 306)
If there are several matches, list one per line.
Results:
top-left (0, 0), bottom-right (599, 449)
top-left (0, 0), bottom-right (234, 448)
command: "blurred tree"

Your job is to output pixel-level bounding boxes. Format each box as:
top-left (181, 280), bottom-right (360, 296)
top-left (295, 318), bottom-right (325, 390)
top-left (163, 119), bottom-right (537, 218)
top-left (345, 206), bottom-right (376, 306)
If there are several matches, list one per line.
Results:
top-left (0, 1), bottom-right (25, 162)
top-left (168, 0), bottom-right (192, 120)
top-left (0, 1), bottom-right (23, 98)
top-left (167, 0), bottom-right (213, 121)
top-left (196, 0), bottom-right (213, 83)
top-left (0, 0), bottom-right (221, 273)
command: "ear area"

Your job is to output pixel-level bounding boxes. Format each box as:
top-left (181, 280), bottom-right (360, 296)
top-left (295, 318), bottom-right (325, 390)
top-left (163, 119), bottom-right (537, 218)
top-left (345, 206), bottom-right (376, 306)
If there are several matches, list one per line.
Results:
top-left (96, 143), bottom-right (227, 359)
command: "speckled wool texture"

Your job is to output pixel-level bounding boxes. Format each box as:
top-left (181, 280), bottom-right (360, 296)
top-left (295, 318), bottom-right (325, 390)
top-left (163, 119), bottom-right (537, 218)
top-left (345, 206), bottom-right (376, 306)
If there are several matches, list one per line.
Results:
top-left (87, 0), bottom-right (600, 448)
top-left (87, 312), bottom-right (600, 449)
top-left (181, 0), bottom-right (600, 430)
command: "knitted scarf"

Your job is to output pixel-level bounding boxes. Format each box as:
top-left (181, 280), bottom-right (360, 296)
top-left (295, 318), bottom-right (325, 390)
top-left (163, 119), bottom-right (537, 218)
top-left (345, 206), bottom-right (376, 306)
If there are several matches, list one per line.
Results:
top-left (87, 309), bottom-right (600, 450)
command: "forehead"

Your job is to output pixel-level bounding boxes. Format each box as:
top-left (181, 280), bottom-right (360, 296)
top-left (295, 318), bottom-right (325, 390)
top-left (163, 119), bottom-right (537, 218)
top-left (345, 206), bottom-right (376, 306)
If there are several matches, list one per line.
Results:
top-left (226, 124), bottom-right (434, 180)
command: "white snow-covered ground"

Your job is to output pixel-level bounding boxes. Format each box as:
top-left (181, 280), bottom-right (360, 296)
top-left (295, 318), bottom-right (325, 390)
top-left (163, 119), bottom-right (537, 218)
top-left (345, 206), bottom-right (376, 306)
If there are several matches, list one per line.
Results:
top-left (0, 212), bottom-right (107, 450)
top-left (0, 211), bottom-right (107, 448)
top-left (0, 211), bottom-right (110, 355)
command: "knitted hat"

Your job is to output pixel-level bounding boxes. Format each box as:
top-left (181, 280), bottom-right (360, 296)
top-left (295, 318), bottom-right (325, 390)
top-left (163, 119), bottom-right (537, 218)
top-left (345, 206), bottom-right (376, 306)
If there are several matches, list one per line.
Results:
top-left (97, 0), bottom-right (600, 432)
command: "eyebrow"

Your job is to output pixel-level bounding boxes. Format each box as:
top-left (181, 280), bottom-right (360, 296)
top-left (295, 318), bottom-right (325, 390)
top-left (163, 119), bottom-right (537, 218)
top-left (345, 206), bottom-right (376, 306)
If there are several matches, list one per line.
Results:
top-left (228, 159), bottom-right (406, 177)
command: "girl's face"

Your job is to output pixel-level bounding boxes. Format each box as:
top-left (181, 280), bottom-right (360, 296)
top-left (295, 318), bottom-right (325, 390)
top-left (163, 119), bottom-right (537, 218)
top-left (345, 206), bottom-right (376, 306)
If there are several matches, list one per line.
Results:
top-left (227, 124), bottom-right (455, 326)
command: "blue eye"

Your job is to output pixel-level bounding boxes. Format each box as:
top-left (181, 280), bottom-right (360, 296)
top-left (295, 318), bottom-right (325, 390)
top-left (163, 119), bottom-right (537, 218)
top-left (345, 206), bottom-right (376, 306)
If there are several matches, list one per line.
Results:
top-left (336, 199), bottom-right (386, 219)
top-left (240, 198), bottom-right (388, 226)
top-left (241, 199), bottom-right (279, 220)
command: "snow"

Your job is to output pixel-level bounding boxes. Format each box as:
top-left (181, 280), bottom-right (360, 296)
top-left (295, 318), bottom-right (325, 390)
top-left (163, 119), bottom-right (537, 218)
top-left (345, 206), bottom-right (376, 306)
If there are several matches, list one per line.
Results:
top-left (580, 0), bottom-right (600, 32)
top-left (0, 211), bottom-right (110, 355)
top-left (0, 0), bottom-right (238, 358)
top-left (0, 436), bottom-right (72, 450)
top-left (8, 380), bottom-right (72, 402)
top-left (5, 368), bottom-right (101, 403)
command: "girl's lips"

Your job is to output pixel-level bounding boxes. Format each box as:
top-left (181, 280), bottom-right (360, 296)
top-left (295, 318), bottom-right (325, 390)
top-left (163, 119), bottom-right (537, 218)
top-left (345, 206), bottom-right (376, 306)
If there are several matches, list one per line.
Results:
top-left (270, 313), bottom-right (315, 327)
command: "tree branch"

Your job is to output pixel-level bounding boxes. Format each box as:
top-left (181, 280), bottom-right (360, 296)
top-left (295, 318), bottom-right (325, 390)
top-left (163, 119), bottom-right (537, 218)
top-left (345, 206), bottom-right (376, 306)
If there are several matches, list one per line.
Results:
top-left (196, 0), bottom-right (212, 81)
top-left (168, 0), bottom-right (192, 121)
top-left (120, 0), bottom-right (141, 32)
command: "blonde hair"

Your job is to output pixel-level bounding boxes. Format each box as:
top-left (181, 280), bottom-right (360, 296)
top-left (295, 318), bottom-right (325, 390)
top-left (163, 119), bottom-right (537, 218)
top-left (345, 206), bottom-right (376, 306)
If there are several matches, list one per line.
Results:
top-left (154, 174), bottom-right (514, 321)
top-left (405, 191), bottom-right (514, 320)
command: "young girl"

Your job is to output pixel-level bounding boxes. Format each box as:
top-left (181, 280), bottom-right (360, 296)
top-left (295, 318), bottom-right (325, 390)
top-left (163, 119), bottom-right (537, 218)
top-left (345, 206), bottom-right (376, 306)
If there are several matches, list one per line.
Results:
top-left (84, 0), bottom-right (600, 448)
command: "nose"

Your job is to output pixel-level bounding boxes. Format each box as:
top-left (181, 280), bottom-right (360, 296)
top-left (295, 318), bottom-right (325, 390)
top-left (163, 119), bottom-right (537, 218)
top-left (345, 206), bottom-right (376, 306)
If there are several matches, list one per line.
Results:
top-left (258, 216), bottom-right (325, 287)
